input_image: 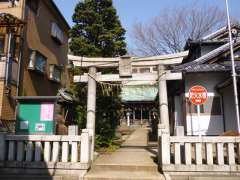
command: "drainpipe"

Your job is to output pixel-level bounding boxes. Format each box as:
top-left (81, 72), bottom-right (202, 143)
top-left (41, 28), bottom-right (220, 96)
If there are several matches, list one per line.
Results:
top-left (5, 31), bottom-right (12, 87)
top-left (17, 0), bottom-right (27, 96)
top-left (16, 45), bottom-right (23, 96)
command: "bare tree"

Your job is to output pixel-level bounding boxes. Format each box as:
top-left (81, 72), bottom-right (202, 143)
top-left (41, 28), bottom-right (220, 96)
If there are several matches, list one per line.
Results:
top-left (131, 3), bottom-right (226, 56)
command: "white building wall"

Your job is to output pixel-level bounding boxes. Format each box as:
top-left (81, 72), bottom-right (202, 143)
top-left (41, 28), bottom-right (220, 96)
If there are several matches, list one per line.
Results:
top-left (221, 85), bottom-right (237, 132)
top-left (174, 96), bottom-right (183, 126)
top-left (184, 73), bottom-right (229, 135)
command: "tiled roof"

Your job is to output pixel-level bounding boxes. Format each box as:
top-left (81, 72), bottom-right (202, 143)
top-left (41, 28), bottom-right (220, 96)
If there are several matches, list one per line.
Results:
top-left (178, 63), bottom-right (230, 73)
top-left (202, 24), bottom-right (240, 41)
top-left (174, 40), bottom-right (240, 72)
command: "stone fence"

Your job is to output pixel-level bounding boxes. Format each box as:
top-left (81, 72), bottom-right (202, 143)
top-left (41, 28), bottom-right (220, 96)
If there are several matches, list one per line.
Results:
top-left (0, 129), bottom-right (92, 178)
top-left (159, 133), bottom-right (240, 174)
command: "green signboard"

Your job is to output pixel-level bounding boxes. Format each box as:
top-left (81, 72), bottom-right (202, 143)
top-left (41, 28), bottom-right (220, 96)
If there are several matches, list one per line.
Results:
top-left (16, 97), bottom-right (58, 135)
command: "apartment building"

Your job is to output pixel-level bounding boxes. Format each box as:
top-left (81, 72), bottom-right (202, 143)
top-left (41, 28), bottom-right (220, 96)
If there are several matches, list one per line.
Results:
top-left (0, 0), bottom-right (70, 129)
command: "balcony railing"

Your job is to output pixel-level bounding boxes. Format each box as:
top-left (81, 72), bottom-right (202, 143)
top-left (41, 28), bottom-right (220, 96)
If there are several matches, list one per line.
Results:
top-left (0, 57), bottom-right (18, 83)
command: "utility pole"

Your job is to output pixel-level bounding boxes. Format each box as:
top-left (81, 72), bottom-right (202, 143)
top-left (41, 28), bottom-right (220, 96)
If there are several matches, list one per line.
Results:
top-left (225, 0), bottom-right (240, 133)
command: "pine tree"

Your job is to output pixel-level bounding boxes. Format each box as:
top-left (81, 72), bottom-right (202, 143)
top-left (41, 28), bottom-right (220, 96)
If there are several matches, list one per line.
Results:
top-left (70, 0), bottom-right (127, 57)
top-left (69, 0), bottom-right (126, 148)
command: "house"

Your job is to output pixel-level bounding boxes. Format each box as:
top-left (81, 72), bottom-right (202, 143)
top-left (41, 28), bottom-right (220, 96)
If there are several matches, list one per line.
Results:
top-left (0, 0), bottom-right (70, 132)
top-left (170, 24), bottom-right (240, 136)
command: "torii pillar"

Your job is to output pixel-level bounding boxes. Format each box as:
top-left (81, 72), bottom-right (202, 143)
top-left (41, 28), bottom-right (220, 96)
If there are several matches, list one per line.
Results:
top-left (86, 66), bottom-right (97, 160)
top-left (158, 65), bottom-right (170, 135)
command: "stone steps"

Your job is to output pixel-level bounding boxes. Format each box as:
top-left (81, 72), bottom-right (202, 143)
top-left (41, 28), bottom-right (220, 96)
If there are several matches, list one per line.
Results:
top-left (91, 164), bottom-right (158, 172)
top-left (84, 169), bottom-right (164, 180)
top-left (84, 128), bottom-right (164, 180)
top-left (84, 163), bottom-right (164, 180)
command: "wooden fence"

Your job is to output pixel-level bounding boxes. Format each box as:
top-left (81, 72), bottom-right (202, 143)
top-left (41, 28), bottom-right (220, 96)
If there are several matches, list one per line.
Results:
top-left (159, 133), bottom-right (240, 173)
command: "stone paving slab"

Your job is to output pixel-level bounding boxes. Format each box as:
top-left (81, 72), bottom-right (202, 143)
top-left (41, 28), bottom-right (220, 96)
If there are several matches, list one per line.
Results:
top-left (94, 148), bottom-right (156, 167)
top-left (121, 128), bottom-right (148, 147)
top-left (84, 128), bottom-right (164, 180)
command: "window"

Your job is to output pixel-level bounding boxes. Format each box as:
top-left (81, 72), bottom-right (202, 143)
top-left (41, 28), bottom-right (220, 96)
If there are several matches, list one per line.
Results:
top-left (49, 65), bottom-right (61, 83)
top-left (26, 0), bottom-right (39, 14)
top-left (35, 52), bottom-right (47, 73)
top-left (28, 50), bottom-right (47, 73)
top-left (51, 22), bottom-right (64, 45)
top-left (132, 68), bottom-right (138, 73)
top-left (203, 96), bottom-right (222, 115)
top-left (0, 35), bottom-right (4, 54)
top-left (152, 67), bottom-right (158, 71)
top-left (140, 68), bottom-right (150, 73)
top-left (186, 96), bottom-right (222, 115)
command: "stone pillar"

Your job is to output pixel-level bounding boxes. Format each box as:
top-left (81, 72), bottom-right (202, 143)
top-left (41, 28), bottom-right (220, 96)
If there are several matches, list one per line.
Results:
top-left (133, 109), bottom-right (136, 121)
top-left (86, 66), bottom-right (97, 160)
top-left (158, 65), bottom-right (170, 134)
top-left (81, 129), bottom-right (91, 163)
top-left (149, 109), bottom-right (151, 121)
top-left (127, 112), bottom-right (130, 127)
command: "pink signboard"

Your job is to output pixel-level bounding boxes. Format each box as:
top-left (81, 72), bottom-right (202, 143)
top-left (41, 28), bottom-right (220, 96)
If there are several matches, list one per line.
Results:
top-left (40, 103), bottom-right (54, 121)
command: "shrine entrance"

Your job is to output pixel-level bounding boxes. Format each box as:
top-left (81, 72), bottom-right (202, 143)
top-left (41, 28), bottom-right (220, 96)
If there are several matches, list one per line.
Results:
top-left (68, 51), bottom-right (188, 159)
top-left (122, 102), bottom-right (156, 126)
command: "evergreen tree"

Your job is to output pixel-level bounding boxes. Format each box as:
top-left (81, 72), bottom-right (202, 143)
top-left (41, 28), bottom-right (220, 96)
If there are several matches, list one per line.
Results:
top-left (69, 0), bottom-right (127, 149)
top-left (70, 0), bottom-right (127, 57)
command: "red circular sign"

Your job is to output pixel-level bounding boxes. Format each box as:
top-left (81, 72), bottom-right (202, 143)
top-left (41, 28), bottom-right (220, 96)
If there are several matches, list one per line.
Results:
top-left (189, 85), bottom-right (208, 105)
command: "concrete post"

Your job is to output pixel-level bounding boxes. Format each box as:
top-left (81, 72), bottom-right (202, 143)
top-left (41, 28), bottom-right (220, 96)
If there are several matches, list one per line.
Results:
top-left (86, 66), bottom-right (97, 160)
top-left (0, 133), bottom-right (6, 161)
top-left (158, 65), bottom-right (170, 134)
top-left (81, 129), bottom-right (90, 163)
top-left (158, 130), bottom-right (170, 165)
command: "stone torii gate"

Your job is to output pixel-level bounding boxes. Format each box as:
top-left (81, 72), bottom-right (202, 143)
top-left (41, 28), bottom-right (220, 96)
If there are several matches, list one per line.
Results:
top-left (68, 51), bottom-right (188, 159)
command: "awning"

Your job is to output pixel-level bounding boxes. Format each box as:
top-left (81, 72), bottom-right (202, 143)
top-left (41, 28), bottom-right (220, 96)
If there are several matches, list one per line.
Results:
top-left (121, 85), bottom-right (158, 102)
top-left (0, 13), bottom-right (24, 27)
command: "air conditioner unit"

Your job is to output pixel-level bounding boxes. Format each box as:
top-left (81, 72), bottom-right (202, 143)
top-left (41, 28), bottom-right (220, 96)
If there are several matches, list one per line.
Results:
top-left (28, 50), bottom-right (36, 70)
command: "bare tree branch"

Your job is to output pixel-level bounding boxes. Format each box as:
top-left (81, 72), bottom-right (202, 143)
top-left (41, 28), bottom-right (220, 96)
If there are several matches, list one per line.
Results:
top-left (131, 2), bottom-right (226, 56)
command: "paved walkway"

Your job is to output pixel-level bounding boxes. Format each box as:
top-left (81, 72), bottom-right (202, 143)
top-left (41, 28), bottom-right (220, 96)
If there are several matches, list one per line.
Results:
top-left (84, 128), bottom-right (164, 180)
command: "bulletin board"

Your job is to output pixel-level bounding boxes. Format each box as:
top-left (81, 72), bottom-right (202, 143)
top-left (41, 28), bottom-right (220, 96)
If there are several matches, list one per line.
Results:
top-left (16, 97), bottom-right (58, 135)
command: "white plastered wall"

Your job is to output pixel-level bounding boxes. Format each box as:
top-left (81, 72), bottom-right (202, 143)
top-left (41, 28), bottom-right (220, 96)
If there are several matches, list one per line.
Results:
top-left (184, 72), bottom-right (230, 135)
top-left (221, 85), bottom-right (238, 132)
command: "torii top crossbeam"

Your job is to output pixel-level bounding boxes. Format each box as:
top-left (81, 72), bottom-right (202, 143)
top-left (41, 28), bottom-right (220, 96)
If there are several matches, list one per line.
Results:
top-left (68, 51), bottom-right (189, 68)
top-left (69, 51), bottom-right (189, 84)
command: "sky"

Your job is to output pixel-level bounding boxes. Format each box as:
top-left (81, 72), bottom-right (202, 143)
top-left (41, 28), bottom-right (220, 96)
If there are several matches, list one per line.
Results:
top-left (54, 0), bottom-right (240, 46)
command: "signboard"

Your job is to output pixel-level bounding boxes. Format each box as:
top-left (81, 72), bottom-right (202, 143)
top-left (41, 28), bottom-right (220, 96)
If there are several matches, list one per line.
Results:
top-left (16, 97), bottom-right (58, 135)
top-left (40, 103), bottom-right (54, 121)
top-left (189, 85), bottom-right (208, 105)
top-left (188, 85), bottom-right (208, 136)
